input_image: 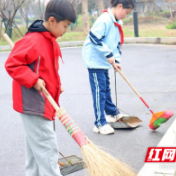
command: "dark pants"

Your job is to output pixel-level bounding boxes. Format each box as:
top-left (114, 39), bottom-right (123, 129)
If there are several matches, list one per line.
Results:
top-left (88, 69), bottom-right (120, 127)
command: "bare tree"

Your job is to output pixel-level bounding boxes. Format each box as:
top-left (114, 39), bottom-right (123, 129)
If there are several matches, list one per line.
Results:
top-left (104, 0), bottom-right (111, 8)
top-left (69, 0), bottom-right (82, 15)
top-left (38, 0), bottom-right (45, 20)
top-left (97, 0), bottom-right (104, 14)
top-left (0, 17), bottom-right (2, 40)
top-left (20, 0), bottom-right (46, 27)
top-left (82, 0), bottom-right (89, 34)
top-left (31, 0), bottom-right (46, 20)
top-left (163, 0), bottom-right (176, 18)
top-left (69, 0), bottom-right (90, 34)
top-left (20, 1), bottom-right (32, 29)
top-left (0, 0), bottom-right (27, 38)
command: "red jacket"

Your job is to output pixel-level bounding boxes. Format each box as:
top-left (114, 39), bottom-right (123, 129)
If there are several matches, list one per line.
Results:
top-left (5, 31), bottom-right (62, 120)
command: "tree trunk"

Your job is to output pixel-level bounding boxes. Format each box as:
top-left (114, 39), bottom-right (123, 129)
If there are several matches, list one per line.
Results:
top-left (7, 11), bottom-right (13, 38)
top-left (38, 0), bottom-right (43, 20)
top-left (0, 18), bottom-right (2, 40)
top-left (97, 0), bottom-right (104, 15)
top-left (7, 20), bottom-right (13, 38)
top-left (104, 0), bottom-right (111, 8)
top-left (169, 0), bottom-right (173, 18)
top-left (82, 0), bottom-right (89, 35)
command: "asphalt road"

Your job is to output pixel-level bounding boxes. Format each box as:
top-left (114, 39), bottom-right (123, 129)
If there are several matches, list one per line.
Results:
top-left (0, 44), bottom-right (176, 176)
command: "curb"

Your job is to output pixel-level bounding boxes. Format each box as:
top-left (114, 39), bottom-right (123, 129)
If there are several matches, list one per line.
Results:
top-left (125, 37), bottom-right (176, 45)
top-left (59, 41), bottom-right (84, 47)
top-left (0, 37), bottom-right (176, 51)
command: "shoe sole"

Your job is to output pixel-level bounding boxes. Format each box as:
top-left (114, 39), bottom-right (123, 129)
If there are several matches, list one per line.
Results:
top-left (93, 129), bottom-right (114, 135)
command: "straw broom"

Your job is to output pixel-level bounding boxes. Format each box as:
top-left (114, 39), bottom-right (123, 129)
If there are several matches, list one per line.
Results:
top-left (43, 88), bottom-right (136, 176)
top-left (3, 33), bottom-right (136, 176)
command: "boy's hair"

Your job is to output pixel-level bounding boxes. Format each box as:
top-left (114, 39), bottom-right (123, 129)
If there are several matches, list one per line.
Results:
top-left (111, 0), bottom-right (135, 9)
top-left (45, 0), bottom-right (76, 23)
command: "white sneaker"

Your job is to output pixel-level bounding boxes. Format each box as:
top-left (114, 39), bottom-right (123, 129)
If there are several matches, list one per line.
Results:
top-left (93, 124), bottom-right (114, 135)
top-left (106, 114), bottom-right (128, 122)
top-left (106, 115), bottom-right (116, 122)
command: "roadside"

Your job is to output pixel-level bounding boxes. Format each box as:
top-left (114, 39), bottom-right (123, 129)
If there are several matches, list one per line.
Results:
top-left (0, 37), bottom-right (176, 52)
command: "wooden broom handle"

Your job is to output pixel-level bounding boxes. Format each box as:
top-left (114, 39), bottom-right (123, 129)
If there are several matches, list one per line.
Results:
top-left (116, 68), bottom-right (141, 98)
top-left (3, 33), bottom-right (14, 48)
top-left (42, 87), bottom-right (60, 112)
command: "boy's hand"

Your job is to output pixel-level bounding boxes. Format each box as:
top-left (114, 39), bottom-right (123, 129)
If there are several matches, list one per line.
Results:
top-left (34, 78), bottom-right (48, 95)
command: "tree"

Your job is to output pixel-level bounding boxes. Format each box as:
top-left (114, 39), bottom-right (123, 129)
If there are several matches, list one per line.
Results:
top-left (70, 0), bottom-right (90, 34)
top-left (163, 0), bottom-right (176, 18)
top-left (31, 0), bottom-right (46, 20)
top-left (0, 17), bottom-right (2, 40)
top-left (97, 0), bottom-right (104, 14)
top-left (104, 0), bottom-right (111, 8)
top-left (68, 0), bottom-right (82, 30)
top-left (38, 0), bottom-right (45, 20)
top-left (82, 0), bottom-right (89, 34)
top-left (88, 0), bottom-right (97, 13)
top-left (0, 0), bottom-right (27, 38)
top-left (69, 0), bottom-right (82, 15)
top-left (20, 1), bottom-right (31, 29)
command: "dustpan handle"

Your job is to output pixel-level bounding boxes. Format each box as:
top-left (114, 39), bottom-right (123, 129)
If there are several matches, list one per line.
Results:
top-left (114, 71), bottom-right (118, 120)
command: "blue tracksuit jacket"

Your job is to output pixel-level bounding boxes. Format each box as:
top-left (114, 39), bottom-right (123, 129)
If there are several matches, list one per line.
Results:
top-left (82, 8), bottom-right (123, 69)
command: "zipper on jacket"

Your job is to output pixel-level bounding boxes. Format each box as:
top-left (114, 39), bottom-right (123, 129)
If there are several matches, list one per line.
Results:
top-left (36, 56), bottom-right (41, 74)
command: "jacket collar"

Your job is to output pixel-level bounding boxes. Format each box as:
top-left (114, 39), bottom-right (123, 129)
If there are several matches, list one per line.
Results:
top-left (107, 8), bottom-right (122, 25)
top-left (107, 8), bottom-right (117, 23)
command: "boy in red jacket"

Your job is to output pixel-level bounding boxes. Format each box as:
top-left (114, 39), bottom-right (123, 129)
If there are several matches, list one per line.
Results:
top-left (5, 0), bottom-right (76, 175)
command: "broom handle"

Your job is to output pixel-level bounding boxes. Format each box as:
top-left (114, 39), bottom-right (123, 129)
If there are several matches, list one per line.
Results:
top-left (116, 68), bottom-right (155, 115)
top-left (3, 33), bottom-right (15, 48)
top-left (42, 88), bottom-right (60, 111)
top-left (42, 87), bottom-right (88, 147)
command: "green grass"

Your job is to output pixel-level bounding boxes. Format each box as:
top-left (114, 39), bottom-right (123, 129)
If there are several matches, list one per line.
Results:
top-left (123, 25), bottom-right (176, 37)
top-left (166, 22), bottom-right (176, 29)
top-left (1, 24), bottom-right (176, 46)
top-left (57, 32), bottom-right (87, 42)
top-left (158, 10), bottom-right (170, 15)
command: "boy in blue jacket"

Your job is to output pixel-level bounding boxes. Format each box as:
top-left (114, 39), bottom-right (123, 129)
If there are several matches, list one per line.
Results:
top-left (82, 0), bottom-right (134, 135)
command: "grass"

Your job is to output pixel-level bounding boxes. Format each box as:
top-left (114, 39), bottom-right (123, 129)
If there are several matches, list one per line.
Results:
top-left (57, 31), bottom-right (87, 42)
top-left (166, 22), bottom-right (176, 29)
top-left (123, 25), bottom-right (176, 37)
top-left (0, 24), bottom-right (176, 46)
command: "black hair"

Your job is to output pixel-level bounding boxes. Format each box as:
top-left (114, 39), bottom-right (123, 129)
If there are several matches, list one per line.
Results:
top-left (111, 0), bottom-right (135, 9)
top-left (45, 0), bottom-right (76, 23)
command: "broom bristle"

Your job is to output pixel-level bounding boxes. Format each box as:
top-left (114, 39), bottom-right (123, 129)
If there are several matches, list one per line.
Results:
top-left (81, 140), bottom-right (136, 176)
